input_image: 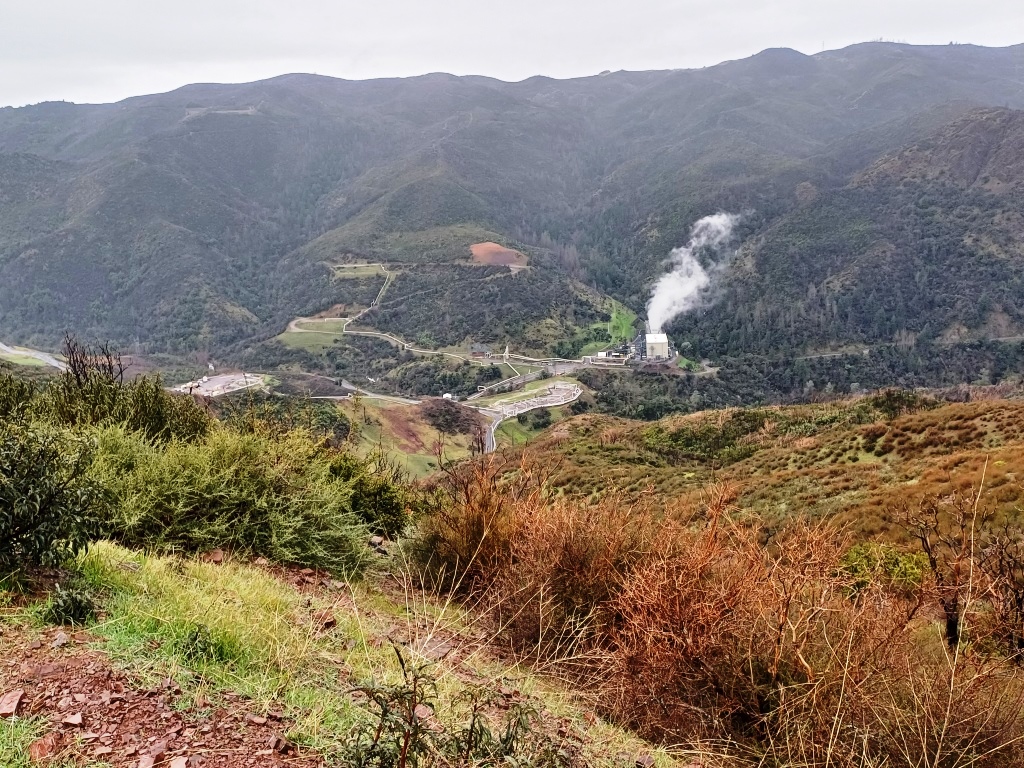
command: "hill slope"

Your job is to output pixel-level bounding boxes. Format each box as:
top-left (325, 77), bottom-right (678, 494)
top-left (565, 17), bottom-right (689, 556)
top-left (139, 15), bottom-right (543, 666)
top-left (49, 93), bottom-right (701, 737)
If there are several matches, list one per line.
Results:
top-left (673, 107), bottom-right (1024, 358)
top-left (1, 43), bottom-right (1024, 360)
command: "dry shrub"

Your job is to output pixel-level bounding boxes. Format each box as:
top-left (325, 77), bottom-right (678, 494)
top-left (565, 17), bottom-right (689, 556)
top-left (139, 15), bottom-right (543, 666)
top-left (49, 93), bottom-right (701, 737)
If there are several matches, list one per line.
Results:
top-left (416, 452), bottom-right (543, 593)
top-left (606, 516), bottom-right (1024, 766)
top-left (865, 648), bottom-right (1024, 767)
top-left (599, 426), bottom-right (628, 446)
top-left (486, 490), bottom-right (671, 658)
top-left (601, 493), bottom-right (755, 741)
top-left (418, 452), bottom-right (1024, 766)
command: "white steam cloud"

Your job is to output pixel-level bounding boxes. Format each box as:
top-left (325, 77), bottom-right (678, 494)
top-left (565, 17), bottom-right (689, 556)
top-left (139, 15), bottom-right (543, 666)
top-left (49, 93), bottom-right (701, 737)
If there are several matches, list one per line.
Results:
top-left (646, 212), bottom-right (740, 333)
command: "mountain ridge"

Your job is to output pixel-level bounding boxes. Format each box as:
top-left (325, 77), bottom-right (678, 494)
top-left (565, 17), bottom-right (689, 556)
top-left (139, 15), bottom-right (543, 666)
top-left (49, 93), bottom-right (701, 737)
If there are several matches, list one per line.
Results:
top-left (1, 41), bottom-right (1024, 367)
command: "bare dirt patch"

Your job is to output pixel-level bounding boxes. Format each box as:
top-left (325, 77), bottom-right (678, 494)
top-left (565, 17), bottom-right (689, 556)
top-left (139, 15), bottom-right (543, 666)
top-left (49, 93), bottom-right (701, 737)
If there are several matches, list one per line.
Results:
top-left (378, 404), bottom-right (431, 453)
top-left (0, 627), bottom-right (320, 767)
top-left (469, 242), bottom-right (528, 267)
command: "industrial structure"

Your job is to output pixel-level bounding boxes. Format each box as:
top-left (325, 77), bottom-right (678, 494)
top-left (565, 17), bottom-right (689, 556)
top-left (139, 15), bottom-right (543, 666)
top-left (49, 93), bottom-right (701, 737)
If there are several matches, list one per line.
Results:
top-left (630, 331), bottom-right (674, 362)
top-left (644, 333), bottom-right (670, 360)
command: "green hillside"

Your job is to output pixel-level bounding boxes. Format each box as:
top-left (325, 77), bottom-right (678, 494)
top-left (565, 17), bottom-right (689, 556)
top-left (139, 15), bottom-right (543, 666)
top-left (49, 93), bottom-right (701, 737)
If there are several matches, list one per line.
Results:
top-left (671, 108), bottom-right (1024, 359)
top-left (2, 43), bottom-right (1024, 381)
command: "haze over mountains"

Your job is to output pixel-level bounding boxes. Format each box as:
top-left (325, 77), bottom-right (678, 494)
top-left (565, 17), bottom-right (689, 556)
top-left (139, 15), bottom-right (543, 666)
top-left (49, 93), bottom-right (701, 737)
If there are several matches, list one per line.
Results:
top-left (1, 41), bottom-right (1024, 361)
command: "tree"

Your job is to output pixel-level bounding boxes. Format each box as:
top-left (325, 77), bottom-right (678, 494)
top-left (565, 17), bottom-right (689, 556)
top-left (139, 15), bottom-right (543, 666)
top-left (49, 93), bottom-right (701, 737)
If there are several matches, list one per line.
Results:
top-left (898, 485), bottom-right (992, 649)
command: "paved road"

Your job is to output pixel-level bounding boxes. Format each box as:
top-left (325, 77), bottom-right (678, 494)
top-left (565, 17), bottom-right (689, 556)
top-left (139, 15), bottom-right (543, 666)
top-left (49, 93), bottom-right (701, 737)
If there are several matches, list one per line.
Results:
top-left (0, 341), bottom-right (66, 370)
top-left (481, 383), bottom-right (583, 451)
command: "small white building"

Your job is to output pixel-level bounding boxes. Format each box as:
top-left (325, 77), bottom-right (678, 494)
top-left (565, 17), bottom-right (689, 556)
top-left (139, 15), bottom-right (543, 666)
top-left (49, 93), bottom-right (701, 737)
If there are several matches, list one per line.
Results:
top-left (645, 333), bottom-right (670, 360)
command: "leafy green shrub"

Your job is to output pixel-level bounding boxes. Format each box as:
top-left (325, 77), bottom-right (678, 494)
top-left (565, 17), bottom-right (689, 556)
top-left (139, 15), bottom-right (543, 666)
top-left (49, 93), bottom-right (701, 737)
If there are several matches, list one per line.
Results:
top-left (329, 452), bottom-right (412, 536)
top-left (40, 337), bottom-right (210, 442)
top-left (530, 408), bottom-right (552, 430)
top-left (90, 425), bottom-right (372, 574)
top-left (0, 374), bottom-right (35, 420)
top-left (0, 422), bottom-right (104, 573)
top-left (869, 389), bottom-right (937, 420)
top-left (220, 391), bottom-right (350, 445)
top-left (41, 584), bottom-right (96, 625)
top-left (840, 542), bottom-right (928, 594)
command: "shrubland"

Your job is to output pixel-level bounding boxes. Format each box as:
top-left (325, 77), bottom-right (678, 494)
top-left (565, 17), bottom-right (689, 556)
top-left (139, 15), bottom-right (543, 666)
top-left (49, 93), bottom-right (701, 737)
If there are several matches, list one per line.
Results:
top-left (0, 338), bottom-right (414, 579)
top-left (0, 340), bottom-right (654, 766)
top-left (8, 339), bottom-right (1024, 766)
top-left (415, 442), bottom-right (1024, 766)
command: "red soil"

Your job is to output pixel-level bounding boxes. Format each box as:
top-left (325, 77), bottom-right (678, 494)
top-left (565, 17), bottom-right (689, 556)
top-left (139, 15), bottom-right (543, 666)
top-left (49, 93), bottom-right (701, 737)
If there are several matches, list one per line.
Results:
top-left (0, 627), bottom-right (320, 767)
top-left (469, 242), bottom-right (528, 267)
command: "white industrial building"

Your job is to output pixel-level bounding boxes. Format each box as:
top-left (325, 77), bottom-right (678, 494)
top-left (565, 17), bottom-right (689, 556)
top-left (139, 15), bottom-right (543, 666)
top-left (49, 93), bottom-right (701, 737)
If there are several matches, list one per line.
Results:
top-left (645, 333), bottom-right (670, 359)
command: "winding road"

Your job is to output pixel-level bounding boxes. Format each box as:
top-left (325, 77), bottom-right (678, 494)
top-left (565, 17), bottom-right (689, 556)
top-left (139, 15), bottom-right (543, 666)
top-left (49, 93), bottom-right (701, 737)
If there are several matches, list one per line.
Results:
top-left (0, 341), bottom-right (66, 370)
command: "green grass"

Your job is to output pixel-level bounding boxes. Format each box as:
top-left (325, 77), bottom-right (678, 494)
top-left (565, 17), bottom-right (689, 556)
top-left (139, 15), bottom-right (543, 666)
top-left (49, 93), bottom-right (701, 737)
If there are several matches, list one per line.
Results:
top-left (578, 300), bottom-right (637, 356)
top-left (343, 400), bottom-right (476, 478)
top-left (496, 406), bottom-right (570, 447)
top-left (579, 339), bottom-right (609, 357)
top-left (295, 319), bottom-right (351, 333)
top-left (77, 542), bottom-right (372, 755)
top-left (607, 301), bottom-right (638, 346)
top-left (277, 329), bottom-right (344, 353)
top-left (0, 717), bottom-right (44, 767)
top-left (400, 452), bottom-right (442, 476)
top-left (496, 418), bottom-right (537, 446)
top-left (331, 264), bottom-right (388, 279)
top-left (0, 352), bottom-right (47, 367)
top-left (65, 542), bottom-right (673, 766)
top-left (0, 714), bottom-right (107, 767)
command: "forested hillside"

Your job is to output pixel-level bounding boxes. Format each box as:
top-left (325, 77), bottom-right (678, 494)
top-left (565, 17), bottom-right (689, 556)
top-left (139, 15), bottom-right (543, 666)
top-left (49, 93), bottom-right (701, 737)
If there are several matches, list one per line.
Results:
top-left (672, 108), bottom-right (1024, 357)
top-left (1, 42), bottom-right (1024, 360)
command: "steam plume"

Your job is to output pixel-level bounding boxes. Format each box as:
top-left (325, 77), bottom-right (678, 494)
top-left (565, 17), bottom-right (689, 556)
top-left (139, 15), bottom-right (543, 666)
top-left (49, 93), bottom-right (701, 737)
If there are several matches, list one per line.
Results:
top-left (646, 212), bottom-right (740, 333)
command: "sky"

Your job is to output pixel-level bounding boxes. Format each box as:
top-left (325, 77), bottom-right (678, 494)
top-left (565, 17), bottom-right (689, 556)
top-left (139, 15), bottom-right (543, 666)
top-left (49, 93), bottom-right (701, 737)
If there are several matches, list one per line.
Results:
top-left (2, 0), bottom-right (1023, 108)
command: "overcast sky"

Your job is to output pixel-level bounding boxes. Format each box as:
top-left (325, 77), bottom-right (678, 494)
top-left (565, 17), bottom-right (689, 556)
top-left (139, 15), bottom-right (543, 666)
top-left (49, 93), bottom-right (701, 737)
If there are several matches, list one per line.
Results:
top-left (2, 0), bottom-right (1022, 108)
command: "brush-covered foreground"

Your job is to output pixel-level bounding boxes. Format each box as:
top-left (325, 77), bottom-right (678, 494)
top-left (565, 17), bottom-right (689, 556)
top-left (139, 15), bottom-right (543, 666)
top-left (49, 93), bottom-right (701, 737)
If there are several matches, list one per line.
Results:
top-left (8, 341), bottom-right (1024, 766)
top-left (2, 542), bottom-right (677, 767)
top-left (0, 343), bottom-right (673, 766)
top-left (418, 449), bottom-right (1024, 766)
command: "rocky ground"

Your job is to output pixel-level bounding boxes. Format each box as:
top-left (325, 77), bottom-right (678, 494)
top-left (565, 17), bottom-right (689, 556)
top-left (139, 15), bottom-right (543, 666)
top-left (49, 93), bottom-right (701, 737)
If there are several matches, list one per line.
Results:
top-left (0, 626), bottom-right (318, 767)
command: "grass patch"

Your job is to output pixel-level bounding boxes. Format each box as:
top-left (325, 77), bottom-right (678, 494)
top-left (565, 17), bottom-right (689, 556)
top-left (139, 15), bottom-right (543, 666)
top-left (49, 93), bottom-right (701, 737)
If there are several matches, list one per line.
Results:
top-left (497, 406), bottom-right (569, 447)
top-left (0, 717), bottom-right (44, 767)
top-left (295, 319), bottom-right (351, 333)
top-left (0, 352), bottom-right (47, 368)
top-left (69, 542), bottom-right (664, 766)
top-left (276, 330), bottom-right (343, 354)
top-left (78, 542), bottom-right (368, 754)
top-left (331, 264), bottom-right (388, 279)
top-left (341, 399), bottom-right (477, 478)
top-left (607, 301), bottom-right (638, 346)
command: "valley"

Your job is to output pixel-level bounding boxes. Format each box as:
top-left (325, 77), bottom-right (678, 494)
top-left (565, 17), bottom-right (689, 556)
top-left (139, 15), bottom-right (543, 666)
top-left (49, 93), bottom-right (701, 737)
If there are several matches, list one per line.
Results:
top-left (3, 43), bottom-right (1024, 389)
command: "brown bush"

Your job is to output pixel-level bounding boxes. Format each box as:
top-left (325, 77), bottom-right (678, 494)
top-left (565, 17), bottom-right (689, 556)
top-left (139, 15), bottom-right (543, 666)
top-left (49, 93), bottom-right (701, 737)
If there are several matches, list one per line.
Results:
top-left (417, 452), bottom-right (1024, 766)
